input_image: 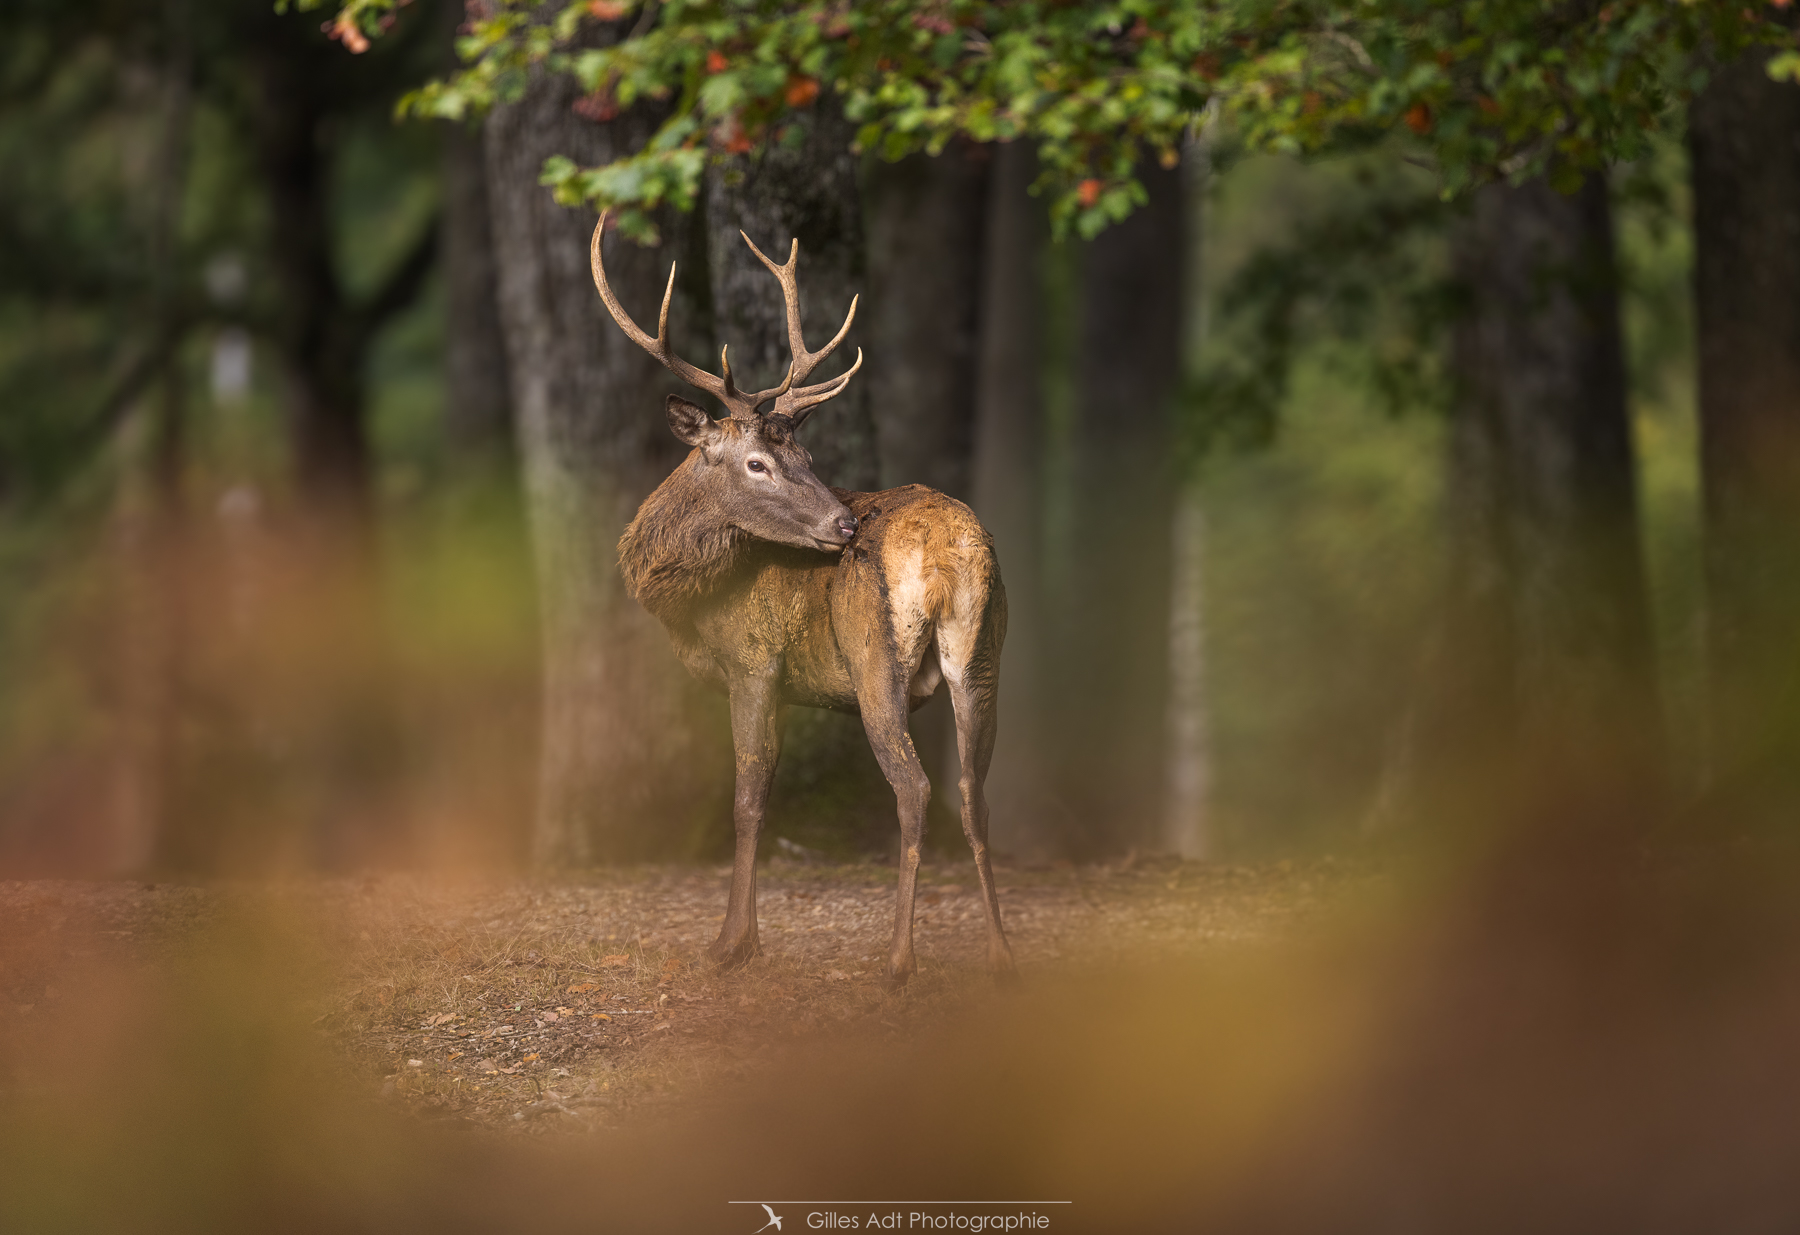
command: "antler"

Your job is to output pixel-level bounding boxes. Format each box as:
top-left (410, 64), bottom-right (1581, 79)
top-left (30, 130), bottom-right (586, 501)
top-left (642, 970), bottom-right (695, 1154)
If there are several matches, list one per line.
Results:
top-left (590, 214), bottom-right (793, 420)
top-left (739, 231), bottom-right (863, 427)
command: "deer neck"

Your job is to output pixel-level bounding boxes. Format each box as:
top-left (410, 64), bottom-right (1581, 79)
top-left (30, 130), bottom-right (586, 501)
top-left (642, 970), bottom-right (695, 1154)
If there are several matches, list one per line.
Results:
top-left (617, 455), bottom-right (748, 627)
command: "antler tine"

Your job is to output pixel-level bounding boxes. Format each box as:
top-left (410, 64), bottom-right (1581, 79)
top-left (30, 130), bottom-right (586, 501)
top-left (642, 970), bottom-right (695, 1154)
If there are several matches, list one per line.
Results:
top-left (784, 347), bottom-right (864, 429)
top-left (739, 229), bottom-right (863, 423)
top-left (591, 213), bottom-right (791, 419)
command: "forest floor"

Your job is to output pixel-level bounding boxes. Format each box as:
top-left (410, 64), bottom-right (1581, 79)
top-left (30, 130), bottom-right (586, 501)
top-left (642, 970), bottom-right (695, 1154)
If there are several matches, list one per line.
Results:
top-left (0, 855), bottom-right (1366, 1135)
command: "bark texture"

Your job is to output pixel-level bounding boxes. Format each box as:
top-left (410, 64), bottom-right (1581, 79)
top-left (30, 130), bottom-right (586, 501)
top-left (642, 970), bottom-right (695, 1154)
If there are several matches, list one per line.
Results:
top-left (1431, 175), bottom-right (1656, 792)
top-left (442, 118), bottom-right (513, 455)
top-left (1690, 51), bottom-right (1800, 804)
top-left (705, 108), bottom-right (877, 492)
top-left (486, 59), bottom-right (728, 865)
top-left (969, 142), bottom-right (1050, 858)
top-left (1051, 161), bottom-right (1184, 858)
top-left (865, 142), bottom-right (991, 498)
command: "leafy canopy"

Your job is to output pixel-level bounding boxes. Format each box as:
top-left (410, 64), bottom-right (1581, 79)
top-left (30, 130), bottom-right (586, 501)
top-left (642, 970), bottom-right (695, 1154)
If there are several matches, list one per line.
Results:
top-left (287, 0), bottom-right (1792, 240)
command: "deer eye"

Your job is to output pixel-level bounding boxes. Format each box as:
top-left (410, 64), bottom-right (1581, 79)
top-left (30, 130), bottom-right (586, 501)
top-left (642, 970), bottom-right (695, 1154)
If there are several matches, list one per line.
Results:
top-left (746, 459), bottom-right (769, 474)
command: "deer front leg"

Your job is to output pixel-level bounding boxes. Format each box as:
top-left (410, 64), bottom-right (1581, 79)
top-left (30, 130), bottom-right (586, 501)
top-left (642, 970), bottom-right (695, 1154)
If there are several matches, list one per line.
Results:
top-left (857, 677), bottom-right (932, 986)
top-left (709, 672), bottom-right (783, 969)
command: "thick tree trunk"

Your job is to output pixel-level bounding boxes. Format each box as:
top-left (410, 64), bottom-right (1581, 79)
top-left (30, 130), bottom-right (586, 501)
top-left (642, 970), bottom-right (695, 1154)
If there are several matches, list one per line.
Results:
top-left (486, 62), bottom-right (729, 865)
top-left (1430, 175), bottom-right (1657, 798)
top-left (442, 118), bottom-right (513, 456)
top-left (969, 142), bottom-right (1050, 859)
top-left (706, 108), bottom-right (877, 491)
top-left (1690, 51), bottom-right (1800, 809)
top-left (1051, 162), bottom-right (1184, 858)
top-left (865, 142), bottom-right (991, 498)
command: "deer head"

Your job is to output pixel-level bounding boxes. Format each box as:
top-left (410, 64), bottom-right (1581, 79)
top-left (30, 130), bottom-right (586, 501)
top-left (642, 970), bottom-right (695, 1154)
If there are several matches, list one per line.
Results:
top-left (591, 215), bottom-right (863, 553)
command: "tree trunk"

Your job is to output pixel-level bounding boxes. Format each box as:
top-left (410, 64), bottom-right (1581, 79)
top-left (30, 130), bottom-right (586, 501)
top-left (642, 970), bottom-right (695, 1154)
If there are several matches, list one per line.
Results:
top-left (113, 0), bottom-right (191, 874)
top-left (248, 37), bottom-right (372, 526)
top-left (1164, 134), bottom-right (1216, 861)
top-left (1690, 50), bottom-right (1800, 811)
top-left (865, 142), bottom-right (991, 498)
top-left (486, 59), bottom-right (730, 865)
top-left (706, 108), bottom-right (877, 491)
top-left (1430, 175), bottom-right (1657, 802)
top-left (1051, 162), bottom-right (1184, 859)
top-left (442, 117), bottom-right (513, 457)
top-left (969, 141), bottom-right (1051, 859)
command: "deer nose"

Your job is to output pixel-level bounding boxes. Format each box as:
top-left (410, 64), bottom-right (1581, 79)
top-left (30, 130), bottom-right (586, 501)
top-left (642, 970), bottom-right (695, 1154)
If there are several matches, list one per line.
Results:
top-left (835, 514), bottom-right (859, 541)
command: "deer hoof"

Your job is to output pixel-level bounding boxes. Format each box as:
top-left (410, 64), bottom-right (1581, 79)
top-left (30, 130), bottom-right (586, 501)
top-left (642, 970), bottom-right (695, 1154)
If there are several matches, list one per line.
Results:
top-left (990, 946), bottom-right (1020, 987)
top-left (707, 935), bottom-right (758, 970)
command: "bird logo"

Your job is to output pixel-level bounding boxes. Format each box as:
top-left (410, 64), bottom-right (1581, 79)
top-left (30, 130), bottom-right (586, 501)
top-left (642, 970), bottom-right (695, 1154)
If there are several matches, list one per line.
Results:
top-left (754, 1204), bottom-right (783, 1231)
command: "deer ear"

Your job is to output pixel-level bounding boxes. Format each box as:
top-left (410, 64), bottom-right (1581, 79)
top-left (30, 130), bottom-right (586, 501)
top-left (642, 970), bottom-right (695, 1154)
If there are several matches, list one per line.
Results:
top-left (666, 395), bottom-right (724, 448)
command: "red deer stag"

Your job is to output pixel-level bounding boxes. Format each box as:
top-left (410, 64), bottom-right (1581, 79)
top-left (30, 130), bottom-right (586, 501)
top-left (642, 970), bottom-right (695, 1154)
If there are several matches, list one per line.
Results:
top-left (593, 215), bottom-right (1016, 986)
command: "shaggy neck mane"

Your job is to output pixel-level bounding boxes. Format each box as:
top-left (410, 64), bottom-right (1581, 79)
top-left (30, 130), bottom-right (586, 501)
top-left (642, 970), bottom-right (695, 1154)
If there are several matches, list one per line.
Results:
top-left (617, 453), bottom-right (747, 624)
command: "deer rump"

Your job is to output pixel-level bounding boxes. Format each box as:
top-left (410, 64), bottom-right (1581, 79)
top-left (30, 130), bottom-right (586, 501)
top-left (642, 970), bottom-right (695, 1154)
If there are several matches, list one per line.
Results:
top-left (595, 214), bottom-right (1017, 986)
top-left (698, 485), bottom-right (1003, 718)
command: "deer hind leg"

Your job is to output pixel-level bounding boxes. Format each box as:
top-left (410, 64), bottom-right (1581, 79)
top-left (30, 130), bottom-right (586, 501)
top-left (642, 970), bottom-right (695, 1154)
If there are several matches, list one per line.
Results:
top-left (711, 674), bottom-right (783, 969)
top-left (940, 609), bottom-right (1018, 982)
top-left (857, 672), bottom-right (932, 987)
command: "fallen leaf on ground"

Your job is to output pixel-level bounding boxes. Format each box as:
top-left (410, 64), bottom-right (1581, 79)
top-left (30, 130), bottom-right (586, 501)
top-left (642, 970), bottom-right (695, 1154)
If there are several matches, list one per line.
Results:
top-left (523, 1052), bottom-right (539, 1062)
top-left (567, 982), bottom-right (598, 994)
top-left (591, 1013), bottom-right (611, 1021)
top-left (826, 970), bottom-right (851, 981)
top-left (431, 1012), bottom-right (456, 1026)
top-left (600, 954), bottom-right (631, 967)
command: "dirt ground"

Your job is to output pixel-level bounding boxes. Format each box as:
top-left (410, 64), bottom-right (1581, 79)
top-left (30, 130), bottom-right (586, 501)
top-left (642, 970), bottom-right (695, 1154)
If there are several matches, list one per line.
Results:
top-left (0, 855), bottom-right (1357, 1134)
top-left (14, 846), bottom-right (1800, 1233)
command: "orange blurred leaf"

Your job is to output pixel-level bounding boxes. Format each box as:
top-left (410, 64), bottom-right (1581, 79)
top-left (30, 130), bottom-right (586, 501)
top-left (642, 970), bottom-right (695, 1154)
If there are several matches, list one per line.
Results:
top-left (785, 75), bottom-right (820, 107)
top-left (567, 982), bottom-right (599, 993)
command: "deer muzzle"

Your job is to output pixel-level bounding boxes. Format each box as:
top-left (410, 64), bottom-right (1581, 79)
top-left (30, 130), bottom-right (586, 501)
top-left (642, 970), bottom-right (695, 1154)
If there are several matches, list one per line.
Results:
top-left (812, 508), bottom-right (858, 551)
